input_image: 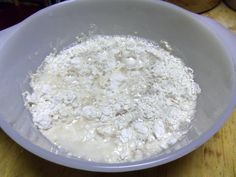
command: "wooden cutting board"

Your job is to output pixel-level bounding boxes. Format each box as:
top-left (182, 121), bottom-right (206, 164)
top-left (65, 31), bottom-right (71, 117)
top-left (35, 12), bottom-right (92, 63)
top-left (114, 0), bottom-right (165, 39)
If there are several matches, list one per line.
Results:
top-left (0, 2), bottom-right (236, 177)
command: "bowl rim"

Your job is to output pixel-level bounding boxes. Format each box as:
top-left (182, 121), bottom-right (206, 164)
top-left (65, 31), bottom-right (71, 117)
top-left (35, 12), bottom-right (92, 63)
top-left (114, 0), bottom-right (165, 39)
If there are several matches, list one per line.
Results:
top-left (0, 0), bottom-right (236, 172)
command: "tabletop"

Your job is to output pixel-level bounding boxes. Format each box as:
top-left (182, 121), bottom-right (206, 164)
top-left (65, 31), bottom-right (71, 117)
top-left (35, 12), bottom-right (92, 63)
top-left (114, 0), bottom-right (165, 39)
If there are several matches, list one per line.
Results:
top-left (0, 2), bottom-right (236, 177)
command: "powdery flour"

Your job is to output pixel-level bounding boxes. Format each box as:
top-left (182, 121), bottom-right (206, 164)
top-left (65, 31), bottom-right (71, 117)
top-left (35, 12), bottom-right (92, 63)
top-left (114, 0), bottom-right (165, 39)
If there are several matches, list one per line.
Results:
top-left (24, 35), bottom-right (201, 163)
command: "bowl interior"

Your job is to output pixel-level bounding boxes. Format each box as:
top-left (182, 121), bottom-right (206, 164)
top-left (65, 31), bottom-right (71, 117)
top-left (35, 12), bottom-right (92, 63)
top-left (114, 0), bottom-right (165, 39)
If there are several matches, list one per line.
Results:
top-left (0, 0), bottom-right (234, 170)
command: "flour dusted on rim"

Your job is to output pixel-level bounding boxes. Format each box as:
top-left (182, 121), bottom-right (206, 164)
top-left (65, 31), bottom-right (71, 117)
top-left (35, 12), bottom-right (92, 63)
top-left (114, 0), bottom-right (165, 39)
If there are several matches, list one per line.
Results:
top-left (23, 35), bottom-right (201, 163)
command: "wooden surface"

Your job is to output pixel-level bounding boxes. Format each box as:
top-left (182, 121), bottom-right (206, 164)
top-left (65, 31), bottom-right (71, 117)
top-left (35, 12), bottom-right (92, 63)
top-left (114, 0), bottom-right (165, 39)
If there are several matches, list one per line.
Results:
top-left (0, 2), bottom-right (236, 177)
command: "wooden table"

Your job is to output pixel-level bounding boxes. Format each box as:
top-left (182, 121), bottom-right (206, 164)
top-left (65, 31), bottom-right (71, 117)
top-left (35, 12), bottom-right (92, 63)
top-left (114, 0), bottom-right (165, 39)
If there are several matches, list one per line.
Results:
top-left (0, 2), bottom-right (236, 177)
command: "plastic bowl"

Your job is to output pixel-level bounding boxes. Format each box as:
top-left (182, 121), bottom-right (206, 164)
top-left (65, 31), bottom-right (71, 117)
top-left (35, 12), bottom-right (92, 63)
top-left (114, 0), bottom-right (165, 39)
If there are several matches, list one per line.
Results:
top-left (0, 0), bottom-right (236, 172)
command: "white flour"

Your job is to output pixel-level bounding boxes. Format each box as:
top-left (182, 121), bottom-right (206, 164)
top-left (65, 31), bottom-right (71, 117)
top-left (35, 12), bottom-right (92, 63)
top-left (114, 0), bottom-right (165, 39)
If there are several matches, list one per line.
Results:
top-left (23, 35), bottom-right (201, 163)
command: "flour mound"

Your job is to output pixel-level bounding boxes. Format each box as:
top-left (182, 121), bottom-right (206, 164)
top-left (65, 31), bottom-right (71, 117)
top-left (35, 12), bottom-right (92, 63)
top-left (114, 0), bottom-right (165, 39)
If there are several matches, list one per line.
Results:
top-left (24, 35), bottom-right (201, 163)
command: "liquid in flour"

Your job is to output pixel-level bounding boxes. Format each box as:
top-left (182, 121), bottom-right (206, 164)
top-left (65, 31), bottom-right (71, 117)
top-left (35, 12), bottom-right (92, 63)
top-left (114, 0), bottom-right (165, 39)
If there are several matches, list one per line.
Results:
top-left (23, 35), bottom-right (201, 163)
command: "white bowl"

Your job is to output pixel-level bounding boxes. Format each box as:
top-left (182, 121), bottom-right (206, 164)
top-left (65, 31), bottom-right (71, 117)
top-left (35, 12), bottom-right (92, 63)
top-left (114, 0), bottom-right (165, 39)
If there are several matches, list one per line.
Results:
top-left (0, 0), bottom-right (236, 172)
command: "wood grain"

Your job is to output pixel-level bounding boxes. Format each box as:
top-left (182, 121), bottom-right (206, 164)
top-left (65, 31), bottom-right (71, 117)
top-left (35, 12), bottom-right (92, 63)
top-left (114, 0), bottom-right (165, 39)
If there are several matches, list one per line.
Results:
top-left (0, 2), bottom-right (236, 177)
top-left (164, 0), bottom-right (220, 13)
